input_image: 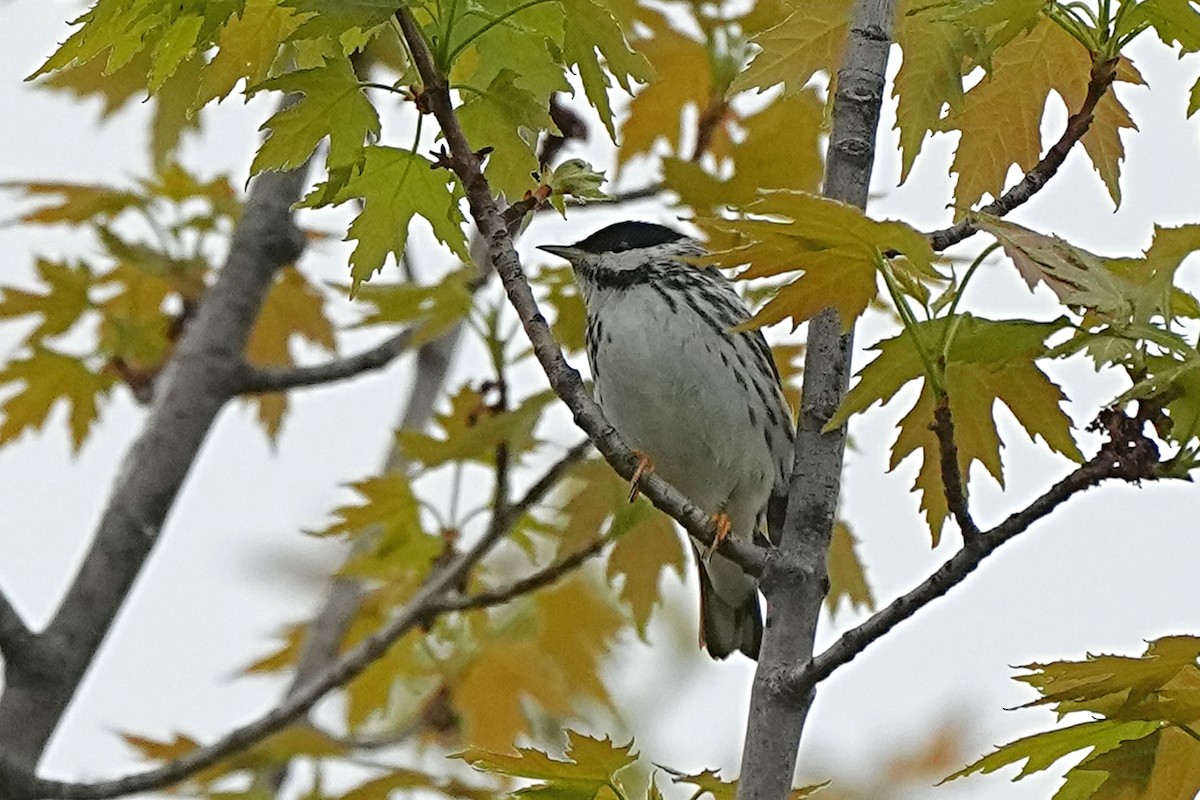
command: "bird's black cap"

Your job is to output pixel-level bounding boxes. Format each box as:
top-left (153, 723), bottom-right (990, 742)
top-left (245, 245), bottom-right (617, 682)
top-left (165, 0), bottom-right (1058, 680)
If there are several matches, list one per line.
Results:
top-left (571, 221), bottom-right (686, 254)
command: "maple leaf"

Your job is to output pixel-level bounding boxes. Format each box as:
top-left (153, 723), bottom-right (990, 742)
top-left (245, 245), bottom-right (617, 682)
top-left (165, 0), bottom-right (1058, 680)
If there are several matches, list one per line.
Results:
top-left (1106, 224), bottom-right (1200, 325)
top-left (671, 769), bottom-right (826, 800)
top-left (541, 159), bottom-right (610, 215)
top-left (452, 577), bottom-right (623, 748)
top-left (732, 0), bottom-right (854, 96)
top-left (458, 728), bottom-right (637, 796)
top-left (456, 0), bottom-right (569, 109)
top-left (0, 347), bottom-right (116, 451)
top-left (704, 191), bottom-right (937, 332)
top-left (351, 268), bottom-right (475, 344)
top-left (978, 217), bottom-right (1135, 319)
top-left (282, 0), bottom-right (403, 53)
top-left (0, 260), bottom-right (94, 344)
top-left (250, 56), bottom-right (381, 174)
top-left (5, 181), bottom-right (146, 225)
top-left (151, 53), bottom-right (204, 169)
top-left (37, 47), bottom-right (152, 118)
top-left (830, 315), bottom-right (1080, 541)
top-left (941, 18), bottom-right (1141, 210)
top-left (560, 0), bottom-right (652, 139)
top-left (825, 521), bottom-right (874, 616)
top-left (198, 0), bottom-right (304, 106)
top-left (245, 266), bottom-right (336, 438)
top-left (300, 146), bottom-right (470, 290)
top-left (947, 637), bottom-right (1200, 798)
top-left (664, 89), bottom-right (824, 212)
top-left (619, 21), bottom-right (712, 164)
top-left (397, 386), bottom-right (556, 469)
top-left (457, 70), bottom-right (556, 199)
top-left (95, 263), bottom-right (174, 372)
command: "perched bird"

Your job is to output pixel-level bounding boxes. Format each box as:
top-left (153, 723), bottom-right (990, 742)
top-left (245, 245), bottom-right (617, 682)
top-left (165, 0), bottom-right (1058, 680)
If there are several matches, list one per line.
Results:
top-left (539, 221), bottom-right (795, 659)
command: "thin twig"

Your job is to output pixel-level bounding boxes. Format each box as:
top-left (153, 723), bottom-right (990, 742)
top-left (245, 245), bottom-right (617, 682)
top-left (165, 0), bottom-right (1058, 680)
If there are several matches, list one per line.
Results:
top-left (393, 9), bottom-right (767, 577)
top-left (238, 329), bottom-right (416, 394)
top-left (933, 402), bottom-right (981, 539)
top-left (785, 409), bottom-right (1160, 696)
top-left (436, 534), bottom-right (614, 613)
top-left (928, 56), bottom-right (1119, 251)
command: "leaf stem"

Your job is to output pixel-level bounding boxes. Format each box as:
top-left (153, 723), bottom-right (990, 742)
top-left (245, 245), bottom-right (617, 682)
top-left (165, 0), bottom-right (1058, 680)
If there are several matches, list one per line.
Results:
top-left (445, 0), bottom-right (556, 64)
top-left (880, 255), bottom-right (944, 397)
top-left (940, 242), bottom-right (999, 358)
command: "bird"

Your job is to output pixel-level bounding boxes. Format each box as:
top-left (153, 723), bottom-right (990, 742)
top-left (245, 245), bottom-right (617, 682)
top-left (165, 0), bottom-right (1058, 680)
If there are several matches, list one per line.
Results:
top-left (538, 221), bottom-right (795, 659)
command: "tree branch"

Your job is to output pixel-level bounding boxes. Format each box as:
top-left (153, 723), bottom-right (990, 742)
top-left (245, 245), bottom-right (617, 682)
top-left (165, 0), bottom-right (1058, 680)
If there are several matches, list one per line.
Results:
top-left (788, 408), bottom-right (1160, 695)
top-left (928, 55), bottom-right (1119, 251)
top-left (436, 533), bottom-right (612, 614)
top-left (26, 497), bottom-right (521, 800)
top-left (393, 10), bottom-right (766, 578)
top-left (238, 329), bottom-right (416, 394)
top-left (0, 590), bottom-right (34, 665)
top-left (737, 4), bottom-right (897, 800)
top-left (933, 402), bottom-right (981, 539)
top-left (0, 95), bottom-right (314, 774)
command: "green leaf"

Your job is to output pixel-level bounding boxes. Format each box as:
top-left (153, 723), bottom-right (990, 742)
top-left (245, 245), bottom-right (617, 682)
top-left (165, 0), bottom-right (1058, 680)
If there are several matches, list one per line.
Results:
top-left (560, 0), bottom-right (651, 139)
top-left (282, 0), bottom-right (403, 53)
top-left (542, 159), bottom-right (610, 215)
top-left (351, 268), bottom-right (475, 344)
top-left (250, 56), bottom-right (381, 174)
top-left (396, 386), bottom-right (556, 469)
top-left (943, 719), bottom-right (1161, 783)
top-left (457, 69), bottom-right (556, 199)
top-left (458, 730), bottom-right (637, 799)
top-left (299, 146), bottom-right (470, 290)
top-left (198, 0), bottom-right (304, 105)
top-left (1123, 0), bottom-right (1200, 52)
top-left (830, 315), bottom-right (1080, 541)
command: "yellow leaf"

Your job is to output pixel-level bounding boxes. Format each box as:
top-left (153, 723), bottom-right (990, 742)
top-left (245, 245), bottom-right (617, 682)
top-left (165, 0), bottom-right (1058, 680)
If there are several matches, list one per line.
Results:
top-left (397, 386), bottom-right (556, 469)
top-left (453, 576), bottom-right (622, 749)
top-left (706, 191), bottom-right (936, 332)
top-left (733, 0), bottom-right (854, 95)
top-left (826, 521), bottom-right (874, 616)
top-left (151, 53), bottom-right (204, 170)
top-left (892, 11), bottom-right (966, 181)
top-left (245, 266), bottom-right (336, 438)
top-left (620, 22), bottom-right (712, 164)
top-left (121, 731), bottom-right (200, 762)
top-left (0, 259), bottom-right (94, 343)
top-left (605, 504), bottom-right (687, 638)
top-left (0, 347), bottom-right (115, 451)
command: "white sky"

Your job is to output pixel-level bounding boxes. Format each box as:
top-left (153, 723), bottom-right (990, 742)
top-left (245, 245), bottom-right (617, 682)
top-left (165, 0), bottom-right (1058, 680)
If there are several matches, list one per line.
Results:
top-left (1, 2), bottom-right (1200, 799)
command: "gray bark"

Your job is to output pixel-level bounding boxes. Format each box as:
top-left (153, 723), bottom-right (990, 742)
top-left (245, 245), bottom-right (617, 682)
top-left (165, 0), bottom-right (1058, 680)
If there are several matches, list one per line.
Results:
top-left (736, 3), bottom-right (897, 799)
top-left (0, 160), bottom-right (312, 795)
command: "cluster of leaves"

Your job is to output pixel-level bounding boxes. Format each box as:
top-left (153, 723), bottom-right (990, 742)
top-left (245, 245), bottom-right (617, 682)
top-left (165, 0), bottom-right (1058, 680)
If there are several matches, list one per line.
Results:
top-left (947, 636), bottom-right (1200, 799)
top-left (0, 165), bottom-right (338, 443)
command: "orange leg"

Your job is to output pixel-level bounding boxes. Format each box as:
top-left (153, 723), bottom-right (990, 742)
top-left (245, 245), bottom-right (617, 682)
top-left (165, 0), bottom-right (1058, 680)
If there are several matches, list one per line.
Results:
top-left (702, 513), bottom-right (732, 560)
top-left (627, 451), bottom-right (654, 502)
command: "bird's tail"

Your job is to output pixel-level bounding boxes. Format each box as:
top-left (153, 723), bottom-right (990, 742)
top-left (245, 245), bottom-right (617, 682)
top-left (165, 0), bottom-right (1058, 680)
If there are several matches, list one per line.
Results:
top-left (696, 548), bottom-right (762, 660)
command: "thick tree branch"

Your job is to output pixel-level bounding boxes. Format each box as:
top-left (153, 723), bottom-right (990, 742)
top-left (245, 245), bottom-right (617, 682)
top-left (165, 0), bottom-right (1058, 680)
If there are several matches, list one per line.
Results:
top-left (787, 408), bottom-right (1159, 695)
top-left (395, 10), bottom-right (766, 577)
top-left (0, 591), bottom-right (34, 667)
top-left (238, 329), bottom-right (416, 394)
top-left (928, 55), bottom-right (1119, 251)
top-left (737, 5), bottom-right (897, 800)
top-left (0, 93), bottom-right (314, 778)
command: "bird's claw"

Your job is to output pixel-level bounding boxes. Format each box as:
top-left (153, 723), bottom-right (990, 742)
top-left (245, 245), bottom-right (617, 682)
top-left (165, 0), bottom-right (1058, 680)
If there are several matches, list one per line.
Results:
top-left (628, 451), bottom-right (654, 502)
top-left (702, 513), bottom-right (732, 560)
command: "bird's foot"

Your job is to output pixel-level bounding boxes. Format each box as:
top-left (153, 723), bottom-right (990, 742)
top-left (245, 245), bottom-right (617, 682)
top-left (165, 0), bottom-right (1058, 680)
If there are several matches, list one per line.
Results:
top-left (627, 450), bottom-right (654, 502)
top-left (702, 513), bottom-right (732, 560)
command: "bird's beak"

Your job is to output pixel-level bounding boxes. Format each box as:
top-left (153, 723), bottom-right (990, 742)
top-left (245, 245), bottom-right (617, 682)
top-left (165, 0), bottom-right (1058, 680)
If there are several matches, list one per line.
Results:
top-left (537, 244), bottom-right (584, 261)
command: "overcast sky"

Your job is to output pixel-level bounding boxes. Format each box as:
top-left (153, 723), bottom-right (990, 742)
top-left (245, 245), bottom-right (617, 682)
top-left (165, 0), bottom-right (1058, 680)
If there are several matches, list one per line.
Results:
top-left (2, 3), bottom-right (1200, 799)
